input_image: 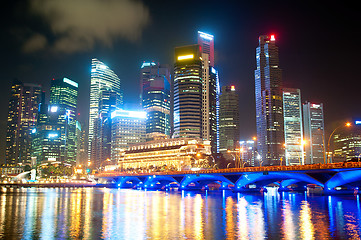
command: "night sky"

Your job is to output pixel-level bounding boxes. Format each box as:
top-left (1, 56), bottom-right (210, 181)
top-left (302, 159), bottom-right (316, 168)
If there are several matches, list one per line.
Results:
top-left (0, 0), bottom-right (359, 160)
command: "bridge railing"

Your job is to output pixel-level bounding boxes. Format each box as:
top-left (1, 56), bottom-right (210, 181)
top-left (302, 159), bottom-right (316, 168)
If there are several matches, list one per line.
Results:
top-left (97, 161), bottom-right (361, 177)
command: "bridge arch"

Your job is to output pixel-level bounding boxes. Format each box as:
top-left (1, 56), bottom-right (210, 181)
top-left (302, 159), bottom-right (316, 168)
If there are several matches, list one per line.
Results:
top-left (180, 174), bottom-right (234, 190)
top-left (116, 176), bottom-right (142, 188)
top-left (143, 175), bottom-right (179, 189)
top-left (325, 170), bottom-right (361, 190)
top-left (235, 172), bottom-right (323, 190)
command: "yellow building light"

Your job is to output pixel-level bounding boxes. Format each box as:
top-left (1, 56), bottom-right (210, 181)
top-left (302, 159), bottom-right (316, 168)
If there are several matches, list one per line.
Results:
top-left (177, 54), bottom-right (194, 61)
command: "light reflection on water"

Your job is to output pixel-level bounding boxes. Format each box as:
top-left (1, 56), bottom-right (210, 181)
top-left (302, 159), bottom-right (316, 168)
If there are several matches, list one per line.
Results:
top-left (1, 187), bottom-right (361, 239)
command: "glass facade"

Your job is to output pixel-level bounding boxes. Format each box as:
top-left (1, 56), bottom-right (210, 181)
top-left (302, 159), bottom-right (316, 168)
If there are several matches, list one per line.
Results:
top-left (219, 86), bottom-right (240, 153)
top-left (283, 88), bottom-right (304, 165)
top-left (140, 62), bottom-right (171, 140)
top-left (6, 80), bottom-right (42, 165)
top-left (110, 109), bottom-right (146, 162)
top-left (91, 89), bottom-right (120, 167)
top-left (303, 102), bottom-right (325, 164)
top-left (254, 35), bottom-right (284, 165)
top-left (89, 58), bottom-right (122, 159)
top-left (333, 125), bottom-right (361, 162)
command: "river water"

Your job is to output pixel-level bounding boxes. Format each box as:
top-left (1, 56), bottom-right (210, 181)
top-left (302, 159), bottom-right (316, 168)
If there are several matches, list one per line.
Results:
top-left (0, 187), bottom-right (360, 239)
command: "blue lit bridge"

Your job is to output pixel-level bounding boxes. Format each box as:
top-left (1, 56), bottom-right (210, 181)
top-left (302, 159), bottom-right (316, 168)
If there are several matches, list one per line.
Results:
top-left (96, 162), bottom-right (361, 195)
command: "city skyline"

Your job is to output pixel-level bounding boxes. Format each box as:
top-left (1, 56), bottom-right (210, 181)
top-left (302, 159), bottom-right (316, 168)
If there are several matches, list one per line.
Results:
top-left (1, 1), bottom-right (359, 160)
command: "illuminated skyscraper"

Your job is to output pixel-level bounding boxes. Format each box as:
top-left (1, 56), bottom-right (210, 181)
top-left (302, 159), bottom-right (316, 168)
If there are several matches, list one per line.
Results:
top-left (283, 88), bottom-right (304, 165)
top-left (140, 62), bottom-right (171, 140)
top-left (198, 31), bottom-right (219, 153)
top-left (333, 124), bottom-right (361, 161)
top-left (31, 78), bottom-right (78, 164)
top-left (6, 80), bottom-right (42, 165)
top-left (110, 109), bottom-right (146, 162)
top-left (89, 58), bottom-right (122, 158)
top-left (49, 77), bottom-right (79, 163)
top-left (303, 102), bottom-right (326, 164)
top-left (255, 34), bottom-right (284, 165)
top-left (91, 89), bottom-right (120, 167)
top-left (219, 85), bottom-right (240, 153)
top-left (197, 31), bottom-right (215, 66)
top-left (173, 45), bottom-right (203, 139)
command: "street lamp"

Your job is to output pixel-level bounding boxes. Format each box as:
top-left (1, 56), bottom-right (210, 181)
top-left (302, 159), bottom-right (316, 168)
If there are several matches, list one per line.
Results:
top-left (327, 122), bottom-right (352, 163)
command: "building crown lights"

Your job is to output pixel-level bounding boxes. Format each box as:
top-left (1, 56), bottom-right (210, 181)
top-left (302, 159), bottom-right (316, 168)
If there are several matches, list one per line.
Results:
top-left (63, 78), bottom-right (78, 88)
top-left (111, 109), bottom-right (146, 119)
top-left (198, 31), bottom-right (214, 41)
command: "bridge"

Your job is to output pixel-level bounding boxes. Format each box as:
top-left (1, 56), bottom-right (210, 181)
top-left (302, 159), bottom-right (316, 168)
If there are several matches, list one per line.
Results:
top-left (96, 162), bottom-right (361, 194)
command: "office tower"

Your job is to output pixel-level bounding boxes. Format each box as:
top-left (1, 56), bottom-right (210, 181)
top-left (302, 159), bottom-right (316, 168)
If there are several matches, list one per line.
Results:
top-left (91, 89), bottom-right (120, 167)
top-left (283, 88), bottom-right (304, 165)
top-left (31, 103), bottom-right (64, 164)
top-left (6, 80), bottom-right (42, 165)
top-left (303, 102), bottom-right (326, 164)
top-left (110, 109), bottom-right (146, 162)
top-left (198, 31), bottom-right (219, 153)
top-left (140, 62), bottom-right (171, 140)
top-left (219, 85), bottom-right (240, 153)
top-left (49, 77), bottom-right (79, 163)
top-left (173, 45), bottom-right (203, 139)
top-left (198, 31), bottom-right (215, 66)
top-left (333, 124), bottom-right (361, 162)
top-left (254, 34), bottom-right (284, 165)
top-left (89, 58), bottom-right (122, 158)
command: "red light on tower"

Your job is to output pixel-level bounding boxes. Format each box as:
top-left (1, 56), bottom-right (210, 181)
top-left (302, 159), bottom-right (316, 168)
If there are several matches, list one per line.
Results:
top-left (270, 35), bottom-right (276, 41)
top-left (231, 85), bottom-right (235, 91)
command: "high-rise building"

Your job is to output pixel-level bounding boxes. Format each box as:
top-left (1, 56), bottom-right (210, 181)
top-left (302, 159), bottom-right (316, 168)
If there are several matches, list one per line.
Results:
top-left (48, 77), bottom-right (79, 163)
top-left (110, 109), bottom-right (146, 162)
top-left (140, 62), bottom-right (171, 140)
top-left (91, 89), bottom-right (120, 167)
top-left (333, 123), bottom-right (361, 162)
top-left (198, 31), bottom-right (219, 153)
top-left (303, 102), bottom-right (326, 164)
top-left (6, 80), bottom-right (42, 165)
top-left (31, 103), bottom-right (64, 164)
top-left (283, 88), bottom-right (304, 165)
top-left (254, 34), bottom-right (284, 165)
top-left (219, 85), bottom-right (240, 153)
top-left (173, 45), bottom-right (203, 139)
top-left (198, 31), bottom-right (214, 66)
top-left (89, 58), bottom-right (122, 159)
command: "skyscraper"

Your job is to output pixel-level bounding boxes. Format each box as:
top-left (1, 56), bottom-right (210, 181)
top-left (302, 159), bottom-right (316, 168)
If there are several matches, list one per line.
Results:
top-left (303, 102), bottom-right (326, 164)
top-left (333, 124), bottom-right (361, 162)
top-left (91, 89), bottom-right (120, 167)
top-left (173, 45), bottom-right (203, 139)
top-left (31, 78), bottom-right (78, 164)
top-left (254, 34), bottom-right (284, 165)
top-left (283, 88), bottom-right (304, 165)
top-left (219, 85), bottom-right (240, 153)
top-left (198, 31), bottom-right (219, 153)
top-left (140, 62), bottom-right (171, 140)
top-left (89, 58), bottom-right (122, 159)
top-left (197, 31), bottom-right (214, 66)
top-left (111, 109), bottom-right (146, 162)
top-left (6, 80), bottom-right (42, 165)
top-left (49, 77), bottom-right (79, 163)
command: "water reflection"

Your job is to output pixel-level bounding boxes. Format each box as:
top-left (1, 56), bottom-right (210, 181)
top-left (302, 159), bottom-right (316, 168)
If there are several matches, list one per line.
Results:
top-left (1, 187), bottom-right (361, 239)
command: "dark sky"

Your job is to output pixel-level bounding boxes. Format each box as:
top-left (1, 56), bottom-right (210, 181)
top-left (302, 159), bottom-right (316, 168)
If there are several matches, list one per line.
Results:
top-left (0, 0), bottom-right (360, 159)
